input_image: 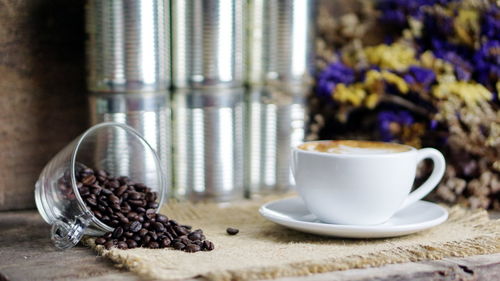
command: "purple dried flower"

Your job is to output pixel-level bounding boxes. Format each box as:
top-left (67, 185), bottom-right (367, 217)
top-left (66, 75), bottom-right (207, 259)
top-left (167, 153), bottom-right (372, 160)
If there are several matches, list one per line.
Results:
top-left (481, 5), bottom-right (500, 41)
top-left (473, 40), bottom-right (500, 92)
top-left (404, 66), bottom-right (436, 91)
top-left (377, 0), bottom-right (443, 25)
top-left (431, 39), bottom-right (474, 81)
top-left (377, 110), bottom-right (415, 142)
top-left (429, 119), bottom-right (439, 130)
top-left (316, 62), bottom-right (356, 98)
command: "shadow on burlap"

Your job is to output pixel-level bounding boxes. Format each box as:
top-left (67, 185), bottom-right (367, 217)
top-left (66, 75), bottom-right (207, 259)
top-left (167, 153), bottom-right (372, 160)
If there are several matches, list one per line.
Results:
top-left (86, 196), bottom-right (500, 281)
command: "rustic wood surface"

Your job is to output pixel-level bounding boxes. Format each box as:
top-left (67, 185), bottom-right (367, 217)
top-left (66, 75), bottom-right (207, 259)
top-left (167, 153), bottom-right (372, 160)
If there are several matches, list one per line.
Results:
top-left (0, 210), bottom-right (498, 281)
top-left (0, 0), bottom-right (88, 211)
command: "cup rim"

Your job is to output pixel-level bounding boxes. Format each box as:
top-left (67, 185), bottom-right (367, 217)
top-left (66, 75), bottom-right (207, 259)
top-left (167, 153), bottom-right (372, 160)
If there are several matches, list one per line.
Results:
top-left (70, 122), bottom-right (167, 232)
top-left (293, 140), bottom-right (416, 158)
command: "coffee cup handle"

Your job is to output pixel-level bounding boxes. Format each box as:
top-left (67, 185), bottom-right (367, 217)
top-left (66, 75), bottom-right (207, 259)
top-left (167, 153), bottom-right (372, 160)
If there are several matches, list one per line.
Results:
top-left (400, 148), bottom-right (446, 209)
top-left (290, 149), bottom-right (298, 178)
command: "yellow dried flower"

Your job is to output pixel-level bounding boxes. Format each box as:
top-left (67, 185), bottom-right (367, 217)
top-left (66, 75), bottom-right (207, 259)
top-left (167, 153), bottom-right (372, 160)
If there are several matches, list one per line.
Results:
top-left (454, 9), bottom-right (480, 46)
top-left (365, 93), bottom-right (379, 109)
top-left (333, 83), bottom-right (366, 106)
top-left (419, 51), bottom-right (456, 83)
top-left (364, 70), bottom-right (409, 94)
top-left (363, 43), bottom-right (416, 71)
top-left (432, 81), bottom-right (493, 107)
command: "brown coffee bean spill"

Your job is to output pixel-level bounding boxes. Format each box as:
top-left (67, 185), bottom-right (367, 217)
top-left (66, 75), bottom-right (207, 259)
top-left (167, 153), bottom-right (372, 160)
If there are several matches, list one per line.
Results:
top-left (76, 165), bottom-right (214, 253)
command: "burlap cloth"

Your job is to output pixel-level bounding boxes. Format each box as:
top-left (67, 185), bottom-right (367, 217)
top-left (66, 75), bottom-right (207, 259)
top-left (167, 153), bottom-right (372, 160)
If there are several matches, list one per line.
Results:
top-left (87, 196), bottom-right (500, 281)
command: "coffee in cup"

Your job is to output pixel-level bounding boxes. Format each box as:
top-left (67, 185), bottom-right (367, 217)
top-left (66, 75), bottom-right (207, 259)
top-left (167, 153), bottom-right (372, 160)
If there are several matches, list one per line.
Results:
top-left (291, 140), bottom-right (446, 225)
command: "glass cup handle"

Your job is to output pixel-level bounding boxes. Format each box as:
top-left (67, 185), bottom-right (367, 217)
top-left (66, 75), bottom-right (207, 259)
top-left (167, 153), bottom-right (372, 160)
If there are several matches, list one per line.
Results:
top-left (400, 148), bottom-right (446, 209)
top-left (51, 212), bottom-right (92, 250)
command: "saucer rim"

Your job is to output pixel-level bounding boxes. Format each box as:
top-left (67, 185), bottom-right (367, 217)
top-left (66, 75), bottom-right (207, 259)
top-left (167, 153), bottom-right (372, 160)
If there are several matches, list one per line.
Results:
top-left (259, 197), bottom-right (448, 237)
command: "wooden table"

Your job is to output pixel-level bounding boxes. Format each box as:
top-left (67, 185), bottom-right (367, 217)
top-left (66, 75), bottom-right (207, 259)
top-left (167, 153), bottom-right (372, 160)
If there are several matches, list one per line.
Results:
top-left (1, 210), bottom-right (499, 281)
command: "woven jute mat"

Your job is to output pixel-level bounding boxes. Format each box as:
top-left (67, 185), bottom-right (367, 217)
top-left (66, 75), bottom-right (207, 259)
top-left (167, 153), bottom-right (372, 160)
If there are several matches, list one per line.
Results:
top-left (87, 196), bottom-right (500, 281)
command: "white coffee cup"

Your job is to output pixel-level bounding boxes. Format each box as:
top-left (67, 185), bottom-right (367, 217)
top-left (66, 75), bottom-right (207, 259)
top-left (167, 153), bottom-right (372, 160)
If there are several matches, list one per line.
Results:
top-left (291, 140), bottom-right (446, 225)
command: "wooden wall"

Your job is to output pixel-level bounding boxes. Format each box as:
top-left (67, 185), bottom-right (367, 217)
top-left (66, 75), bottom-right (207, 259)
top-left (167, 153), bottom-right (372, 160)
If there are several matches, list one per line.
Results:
top-left (0, 0), bottom-right (88, 210)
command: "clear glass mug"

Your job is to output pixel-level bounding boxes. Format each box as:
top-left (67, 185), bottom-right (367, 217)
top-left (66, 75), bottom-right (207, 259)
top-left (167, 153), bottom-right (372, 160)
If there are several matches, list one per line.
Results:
top-left (35, 122), bottom-right (167, 249)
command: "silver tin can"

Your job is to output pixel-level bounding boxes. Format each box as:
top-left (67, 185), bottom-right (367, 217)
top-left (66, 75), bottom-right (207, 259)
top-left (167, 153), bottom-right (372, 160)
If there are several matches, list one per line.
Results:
top-left (247, 0), bottom-right (315, 86)
top-left (172, 0), bottom-right (246, 88)
top-left (86, 0), bottom-right (170, 92)
top-left (172, 88), bottom-right (245, 201)
top-left (88, 91), bottom-right (172, 191)
top-left (245, 85), bottom-right (307, 197)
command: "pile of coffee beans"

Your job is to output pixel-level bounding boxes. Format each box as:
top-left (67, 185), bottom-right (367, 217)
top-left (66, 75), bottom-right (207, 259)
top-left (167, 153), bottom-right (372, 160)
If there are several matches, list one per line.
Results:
top-left (75, 165), bottom-right (214, 252)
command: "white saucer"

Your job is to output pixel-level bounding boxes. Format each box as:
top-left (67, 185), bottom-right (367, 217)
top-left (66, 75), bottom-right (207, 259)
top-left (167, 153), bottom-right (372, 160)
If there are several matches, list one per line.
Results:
top-left (259, 197), bottom-right (448, 238)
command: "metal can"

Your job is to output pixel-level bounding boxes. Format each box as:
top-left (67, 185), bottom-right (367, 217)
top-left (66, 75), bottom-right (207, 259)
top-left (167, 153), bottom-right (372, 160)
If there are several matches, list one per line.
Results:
top-left (172, 0), bottom-right (246, 88)
top-left (88, 91), bottom-right (172, 191)
top-left (172, 88), bottom-right (245, 201)
top-left (247, 0), bottom-right (315, 86)
top-left (245, 85), bottom-right (307, 197)
top-left (86, 0), bottom-right (170, 92)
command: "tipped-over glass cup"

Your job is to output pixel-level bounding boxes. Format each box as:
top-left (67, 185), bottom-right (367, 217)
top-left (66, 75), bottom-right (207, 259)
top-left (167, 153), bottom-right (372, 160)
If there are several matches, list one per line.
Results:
top-left (35, 122), bottom-right (166, 249)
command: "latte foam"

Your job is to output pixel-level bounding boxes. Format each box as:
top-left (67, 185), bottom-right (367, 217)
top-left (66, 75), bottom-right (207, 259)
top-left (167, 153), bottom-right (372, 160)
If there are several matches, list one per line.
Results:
top-left (299, 140), bottom-right (411, 155)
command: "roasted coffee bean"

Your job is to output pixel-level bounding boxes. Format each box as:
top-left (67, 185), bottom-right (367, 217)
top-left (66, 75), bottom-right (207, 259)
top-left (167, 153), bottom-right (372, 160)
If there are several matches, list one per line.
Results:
top-left (126, 239), bottom-right (138, 249)
top-left (93, 210), bottom-right (103, 219)
top-left (120, 203), bottom-right (131, 213)
top-left (79, 187), bottom-right (90, 196)
top-left (110, 220), bottom-right (120, 227)
top-left (133, 235), bottom-right (141, 242)
top-left (149, 231), bottom-right (158, 241)
top-left (101, 188), bottom-right (113, 196)
top-left (145, 192), bottom-right (156, 202)
top-left (148, 242), bottom-right (159, 249)
top-left (185, 244), bottom-right (201, 253)
top-left (103, 232), bottom-right (112, 239)
top-left (94, 169), bottom-right (105, 177)
top-left (129, 221), bottom-right (142, 232)
top-left (112, 226), bottom-right (124, 238)
top-left (128, 200), bottom-right (143, 206)
top-left (86, 198), bottom-right (97, 207)
top-left (90, 186), bottom-right (102, 195)
top-left (188, 232), bottom-right (201, 241)
top-left (226, 227), bottom-right (239, 235)
top-left (143, 222), bottom-right (151, 229)
top-left (136, 207), bottom-right (146, 213)
top-left (118, 216), bottom-right (129, 225)
top-left (104, 241), bottom-right (114, 250)
top-left (160, 238), bottom-right (171, 248)
top-left (154, 222), bottom-right (165, 233)
top-left (117, 241), bottom-right (128, 249)
top-left (145, 208), bottom-right (156, 219)
top-left (139, 228), bottom-right (148, 237)
top-left (173, 242), bottom-right (185, 250)
top-left (137, 216), bottom-right (145, 223)
top-left (127, 212), bottom-right (139, 221)
top-left (143, 235), bottom-right (151, 244)
top-left (124, 231), bottom-right (134, 238)
top-left (181, 225), bottom-right (192, 230)
top-left (107, 180), bottom-right (120, 189)
top-left (147, 202), bottom-right (159, 209)
top-left (108, 194), bottom-right (120, 205)
top-left (156, 214), bottom-right (168, 223)
top-left (95, 237), bottom-right (106, 245)
top-left (115, 185), bottom-right (128, 196)
top-left (169, 220), bottom-right (179, 226)
top-left (202, 240), bottom-right (215, 251)
top-left (174, 226), bottom-right (189, 236)
top-left (128, 192), bottom-right (141, 200)
top-left (82, 175), bottom-right (96, 185)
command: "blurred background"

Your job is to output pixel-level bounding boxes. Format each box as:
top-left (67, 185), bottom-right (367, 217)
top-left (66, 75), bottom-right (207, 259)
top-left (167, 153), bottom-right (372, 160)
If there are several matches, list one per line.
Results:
top-left (0, 0), bottom-right (498, 211)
